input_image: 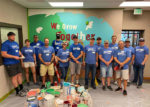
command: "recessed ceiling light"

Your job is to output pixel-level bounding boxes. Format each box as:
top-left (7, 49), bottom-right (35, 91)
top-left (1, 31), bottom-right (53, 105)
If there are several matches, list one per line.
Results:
top-left (120, 1), bottom-right (150, 7)
top-left (49, 2), bottom-right (83, 7)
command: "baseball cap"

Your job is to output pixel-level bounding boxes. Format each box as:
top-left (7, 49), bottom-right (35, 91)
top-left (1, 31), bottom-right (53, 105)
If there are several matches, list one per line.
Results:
top-left (7, 32), bottom-right (15, 36)
top-left (125, 38), bottom-right (130, 42)
top-left (73, 35), bottom-right (78, 39)
top-left (139, 38), bottom-right (145, 42)
top-left (104, 40), bottom-right (109, 43)
top-left (97, 37), bottom-right (101, 40)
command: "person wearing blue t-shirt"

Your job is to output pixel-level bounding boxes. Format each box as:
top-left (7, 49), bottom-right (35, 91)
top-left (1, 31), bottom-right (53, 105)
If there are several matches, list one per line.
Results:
top-left (39, 38), bottom-right (55, 89)
top-left (133, 38), bottom-right (149, 88)
top-left (56, 41), bottom-right (70, 81)
top-left (1, 32), bottom-right (25, 96)
top-left (52, 33), bottom-right (63, 54)
top-left (69, 35), bottom-right (84, 85)
top-left (95, 37), bottom-right (104, 84)
top-left (99, 40), bottom-right (113, 91)
top-left (109, 35), bottom-right (118, 84)
top-left (114, 41), bottom-right (131, 96)
top-left (21, 39), bottom-right (38, 86)
top-left (30, 35), bottom-right (44, 82)
top-left (125, 38), bottom-right (135, 86)
top-left (83, 37), bottom-right (98, 89)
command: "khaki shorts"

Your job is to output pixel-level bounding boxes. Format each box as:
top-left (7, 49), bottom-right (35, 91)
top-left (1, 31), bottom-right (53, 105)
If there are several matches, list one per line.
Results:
top-left (69, 61), bottom-right (81, 75)
top-left (40, 63), bottom-right (54, 76)
top-left (116, 69), bottom-right (129, 80)
top-left (24, 62), bottom-right (35, 68)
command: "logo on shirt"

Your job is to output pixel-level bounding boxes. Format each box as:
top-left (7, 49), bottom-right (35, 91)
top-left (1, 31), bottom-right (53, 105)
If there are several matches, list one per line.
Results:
top-left (43, 50), bottom-right (52, 54)
top-left (73, 47), bottom-right (81, 50)
top-left (62, 51), bottom-right (69, 55)
top-left (136, 49), bottom-right (144, 52)
top-left (55, 42), bottom-right (62, 46)
top-left (12, 45), bottom-right (19, 49)
top-left (104, 50), bottom-right (112, 54)
top-left (25, 49), bottom-right (33, 53)
top-left (118, 51), bottom-right (125, 55)
top-left (111, 47), bottom-right (118, 50)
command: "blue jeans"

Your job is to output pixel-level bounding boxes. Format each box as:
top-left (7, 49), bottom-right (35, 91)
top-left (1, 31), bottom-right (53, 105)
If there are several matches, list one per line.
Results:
top-left (85, 64), bottom-right (96, 86)
top-left (60, 67), bottom-right (69, 80)
top-left (133, 64), bottom-right (145, 86)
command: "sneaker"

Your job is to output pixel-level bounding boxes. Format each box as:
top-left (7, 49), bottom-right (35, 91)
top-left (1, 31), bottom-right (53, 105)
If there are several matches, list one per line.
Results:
top-left (115, 87), bottom-right (122, 91)
top-left (21, 88), bottom-right (29, 93)
top-left (27, 82), bottom-right (30, 86)
top-left (107, 86), bottom-right (113, 91)
top-left (123, 90), bottom-right (127, 96)
top-left (102, 86), bottom-right (106, 91)
top-left (113, 81), bottom-right (117, 85)
top-left (34, 82), bottom-right (40, 86)
top-left (51, 83), bottom-right (54, 86)
top-left (127, 82), bottom-right (130, 86)
top-left (16, 90), bottom-right (26, 97)
top-left (131, 81), bottom-right (137, 85)
top-left (137, 85), bottom-right (142, 89)
top-left (92, 85), bottom-right (96, 89)
top-left (41, 85), bottom-right (45, 89)
top-left (84, 85), bottom-right (88, 89)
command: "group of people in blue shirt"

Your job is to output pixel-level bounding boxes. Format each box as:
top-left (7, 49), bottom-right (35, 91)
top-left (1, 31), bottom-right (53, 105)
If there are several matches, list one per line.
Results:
top-left (1, 32), bottom-right (149, 97)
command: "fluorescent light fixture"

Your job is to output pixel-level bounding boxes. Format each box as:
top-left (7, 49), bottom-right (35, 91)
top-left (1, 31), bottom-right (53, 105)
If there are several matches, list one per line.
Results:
top-left (49, 2), bottom-right (83, 7)
top-left (120, 1), bottom-right (150, 7)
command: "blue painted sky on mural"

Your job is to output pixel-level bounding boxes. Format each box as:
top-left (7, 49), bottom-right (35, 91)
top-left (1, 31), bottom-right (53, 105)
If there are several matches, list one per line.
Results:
top-left (56, 12), bottom-right (114, 45)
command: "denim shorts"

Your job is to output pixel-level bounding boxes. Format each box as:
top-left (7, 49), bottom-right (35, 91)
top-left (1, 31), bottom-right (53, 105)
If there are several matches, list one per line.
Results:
top-left (101, 65), bottom-right (113, 77)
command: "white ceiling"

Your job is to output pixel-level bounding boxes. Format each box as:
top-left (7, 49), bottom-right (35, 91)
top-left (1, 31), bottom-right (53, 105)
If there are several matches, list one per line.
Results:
top-left (12, 0), bottom-right (150, 10)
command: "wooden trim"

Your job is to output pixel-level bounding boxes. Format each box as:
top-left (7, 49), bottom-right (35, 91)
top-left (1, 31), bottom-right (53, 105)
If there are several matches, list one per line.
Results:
top-left (144, 77), bottom-right (150, 80)
top-left (0, 89), bottom-right (15, 103)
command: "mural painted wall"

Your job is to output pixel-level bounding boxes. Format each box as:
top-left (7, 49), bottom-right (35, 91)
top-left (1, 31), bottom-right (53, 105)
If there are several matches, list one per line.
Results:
top-left (28, 9), bottom-right (114, 46)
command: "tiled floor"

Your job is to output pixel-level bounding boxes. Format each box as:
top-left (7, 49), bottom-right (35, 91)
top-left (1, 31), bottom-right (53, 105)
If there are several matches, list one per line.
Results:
top-left (0, 82), bottom-right (150, 107)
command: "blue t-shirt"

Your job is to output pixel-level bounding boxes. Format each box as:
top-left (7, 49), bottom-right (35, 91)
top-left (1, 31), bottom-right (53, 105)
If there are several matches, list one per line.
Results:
top-left (38, 46), bottom-right (55, 63)
top-left (114, 48), bottom-right (131, 69)
top-left (1, 40), bottom-right (20, 65)
top-left (30, 41), bottom-right (44, 60)
top-left (84, 45), bottom-right (98, 64)
top-left (125, 46), bottom-right (135, 63)
top-left (56, 49), bottom-right (69, 67)
top-left (21, 46), bottom-right (35, 62)
top-left (95, 44), bottom-right (104, 52)
top-left (109, 43), bottom-right (118, 51)
top-left (134, 46), bottom-right (149, 65)
top-left (69, 43), bottom-right (84, 62)
top-left (99, 47), bottom-right (113, 66)
top-left (52, 40), bottom-right (63, 53)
